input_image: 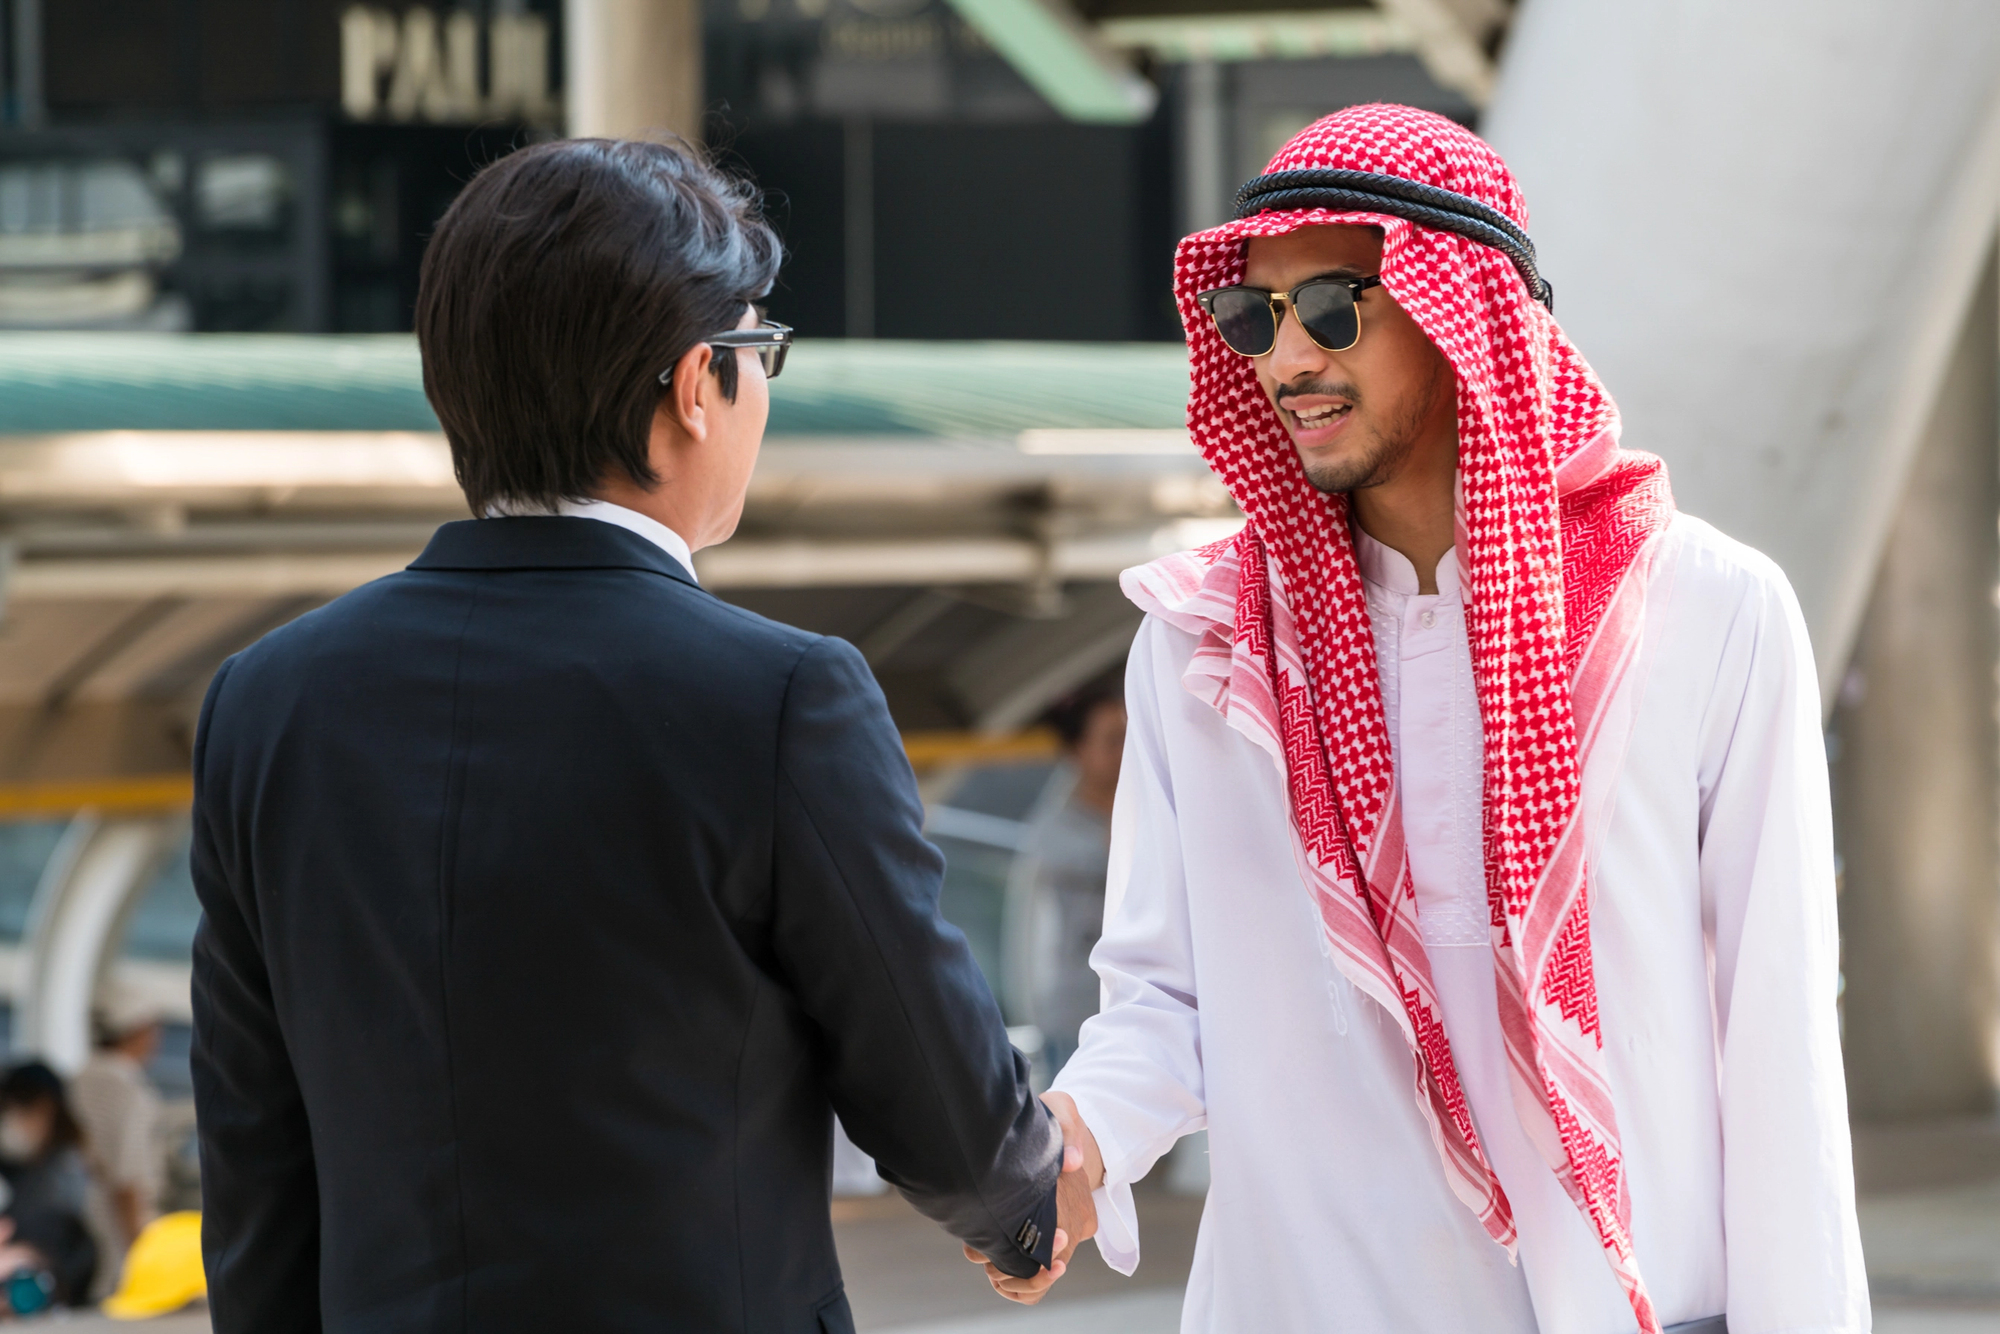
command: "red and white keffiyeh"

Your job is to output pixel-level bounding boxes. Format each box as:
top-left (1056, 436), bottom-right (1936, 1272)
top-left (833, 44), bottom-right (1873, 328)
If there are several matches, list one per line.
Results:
top-left (1123, 104), bottom-right (1675, 1332)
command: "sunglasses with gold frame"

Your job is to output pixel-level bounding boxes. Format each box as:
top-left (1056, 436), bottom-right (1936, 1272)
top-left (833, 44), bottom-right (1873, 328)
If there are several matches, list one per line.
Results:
top-left (1196, 276), bottom-right (1382, 358)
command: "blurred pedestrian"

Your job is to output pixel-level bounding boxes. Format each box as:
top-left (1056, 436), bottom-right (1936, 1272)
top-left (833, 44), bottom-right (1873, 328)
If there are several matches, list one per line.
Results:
top-left (73, 993), bottom-right (165, 1298)
top-left (0, 1063), bottom-right (96, 1306)
top-left (0, 1210), bottom-right (98, 1314)
top-left (0, 1064), bottom-right (89, 1223)
top-left (1012, 680), bottom-right (1125, 1075)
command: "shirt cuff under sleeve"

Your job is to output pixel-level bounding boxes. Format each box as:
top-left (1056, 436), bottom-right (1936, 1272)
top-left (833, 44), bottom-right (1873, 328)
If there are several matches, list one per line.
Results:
top-left (1091, 1179), bottom-right (1141, 1275)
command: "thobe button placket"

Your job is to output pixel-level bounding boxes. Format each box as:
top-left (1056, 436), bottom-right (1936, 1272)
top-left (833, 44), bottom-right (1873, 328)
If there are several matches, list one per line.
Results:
top-left (1420, 609), bottom-right (1437, 629)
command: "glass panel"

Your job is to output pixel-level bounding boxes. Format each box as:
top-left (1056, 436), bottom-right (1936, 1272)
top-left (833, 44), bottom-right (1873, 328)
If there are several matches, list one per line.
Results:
top-left (923, 761), bottom-right (1058, 995)
top-left (148, 1022), bottom-right (195, 1102)
top-left (195, 154), bottom-right (291, 233)
top-left (120, 829), bottom-right (200, 963)
top-left (0, 821), bottom-right (70, 944)
top-left (931, 834), bottom-right (1013, 993)
top-left (112, 827), bottom-right (199, 1099)
top-left (936, 761), bottom-right (1054, 822)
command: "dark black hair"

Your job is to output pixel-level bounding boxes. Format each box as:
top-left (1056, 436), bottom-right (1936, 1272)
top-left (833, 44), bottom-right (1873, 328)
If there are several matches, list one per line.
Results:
top-left (1043, 672), bottom-right (1125, 748)
top-left (416, 137), bottom-right (783, 517)
top-left (0, 1064), bottom-right (81, 1156)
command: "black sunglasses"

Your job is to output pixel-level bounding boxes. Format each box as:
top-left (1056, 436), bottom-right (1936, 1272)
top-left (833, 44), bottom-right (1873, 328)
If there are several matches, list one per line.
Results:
top-left (1196, 276), bottom-right (1382, 358)
top-left (659, 320), bottom-right (794, 384)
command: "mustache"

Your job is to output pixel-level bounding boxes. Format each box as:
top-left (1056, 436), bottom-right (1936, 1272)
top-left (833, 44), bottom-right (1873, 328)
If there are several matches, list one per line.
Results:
top-left (1274, 379), bottom-right (1360, 409)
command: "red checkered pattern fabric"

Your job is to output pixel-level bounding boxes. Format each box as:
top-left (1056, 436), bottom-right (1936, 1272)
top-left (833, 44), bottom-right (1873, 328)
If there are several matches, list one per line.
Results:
top-left (1124, 104), bottom-right (1675, 1333)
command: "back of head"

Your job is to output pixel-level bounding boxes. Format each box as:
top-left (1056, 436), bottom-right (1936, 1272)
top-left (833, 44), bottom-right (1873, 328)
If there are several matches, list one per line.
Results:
top-left (416, 139), bottom-right (783, 517)
top-left (0, 1064), bottom-right (64, 1115)
top-left (0, 1063), bottom-right (82, 1156)
top-left (1043, 676), bottom-right (1123, 749)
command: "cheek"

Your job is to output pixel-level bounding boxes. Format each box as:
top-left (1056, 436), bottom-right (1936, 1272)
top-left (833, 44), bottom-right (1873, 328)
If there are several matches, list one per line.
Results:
top-left (1253, 360), bottom-right (1283, 406)
top-left (747, 363), bottom-right (772, 430)
top-left (1359, 317), bottom-right (1437, 403)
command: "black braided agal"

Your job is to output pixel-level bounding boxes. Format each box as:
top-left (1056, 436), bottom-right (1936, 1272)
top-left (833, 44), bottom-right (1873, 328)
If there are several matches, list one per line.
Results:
top-left (1234, 168), bottom-right (1553, 310)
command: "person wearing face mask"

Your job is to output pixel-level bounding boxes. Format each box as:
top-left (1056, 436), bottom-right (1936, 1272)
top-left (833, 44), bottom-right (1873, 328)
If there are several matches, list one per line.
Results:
top-left (0, 1063), bottom-right (96, 1308)
top-left (0, 1064), bottom-right (89, 1225)
top-left (0, 1210), bottom-right (98, 1315)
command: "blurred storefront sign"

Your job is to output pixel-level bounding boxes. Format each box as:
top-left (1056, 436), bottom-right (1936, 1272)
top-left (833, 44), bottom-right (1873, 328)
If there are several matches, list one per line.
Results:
top-left (339, 4), bottom-right (558, 124)
top-left (0, 3), bottom-right (558, 333)
top-left (0, 1), bottom-right (1504, 338)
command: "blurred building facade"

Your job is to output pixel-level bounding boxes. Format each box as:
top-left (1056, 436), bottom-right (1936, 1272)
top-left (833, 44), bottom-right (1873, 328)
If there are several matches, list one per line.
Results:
top-left (705, 0), bottom-right (1479, 339)
top-left (0, 0), bottom-right (559, 332)
top-left (0, 0), bottom-right (1495, 336)
top-left (0, 0), bottom-right (1515, 1102)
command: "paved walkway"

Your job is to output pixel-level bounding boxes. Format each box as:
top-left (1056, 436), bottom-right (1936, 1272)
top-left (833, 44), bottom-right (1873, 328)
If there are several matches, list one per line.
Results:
top-left (42, 1118), bottom-right (2000, 1331)
top-left (844, 1164), bottom-right (2000, 1333)
top-left (842, 1118), bottom-right (2000, 1333)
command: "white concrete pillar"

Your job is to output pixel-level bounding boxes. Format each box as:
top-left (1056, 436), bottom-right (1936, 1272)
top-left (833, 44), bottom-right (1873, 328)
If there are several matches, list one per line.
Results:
top-left (17, 815), bottom-right (178, 1074)
top-left (1832, 244), bottom-right (2000, 1122)
top-left (1484, 1), bottom-right (2000, 700)
top-left (564, 0), bottom-right (703, 143)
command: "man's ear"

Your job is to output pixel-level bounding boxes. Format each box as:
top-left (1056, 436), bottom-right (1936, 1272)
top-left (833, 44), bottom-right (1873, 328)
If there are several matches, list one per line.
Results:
top-left (665, 341), bottom-right (715, 443)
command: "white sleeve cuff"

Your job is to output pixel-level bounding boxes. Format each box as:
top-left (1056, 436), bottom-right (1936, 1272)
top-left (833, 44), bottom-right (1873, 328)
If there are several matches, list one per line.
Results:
top-left (1058, 1088), bottom-right (1155, 1277)
top-left (1090, 1179), bottom-right (1141, 1275)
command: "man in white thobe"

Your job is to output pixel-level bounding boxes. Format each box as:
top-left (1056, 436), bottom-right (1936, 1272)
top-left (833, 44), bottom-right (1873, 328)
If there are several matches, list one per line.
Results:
top-left (970, 107), bottom-right (1867, 1334)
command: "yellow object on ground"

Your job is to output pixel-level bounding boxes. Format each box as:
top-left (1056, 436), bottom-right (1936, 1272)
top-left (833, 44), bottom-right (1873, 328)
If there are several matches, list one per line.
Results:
top-left (101, 1212), bottom-right (205, 1320)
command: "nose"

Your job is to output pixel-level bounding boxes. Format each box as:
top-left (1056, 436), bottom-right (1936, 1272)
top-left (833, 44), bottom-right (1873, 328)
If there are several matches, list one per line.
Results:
top-left (1265, 298), bottom-right (1330, 384)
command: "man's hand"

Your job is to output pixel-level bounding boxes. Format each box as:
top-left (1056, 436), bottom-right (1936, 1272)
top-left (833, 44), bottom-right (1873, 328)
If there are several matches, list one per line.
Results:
top-left (964, 1093), bottom-right (1105, 1305)
top-left (1041, 1092), bottom-right (1104, 1191)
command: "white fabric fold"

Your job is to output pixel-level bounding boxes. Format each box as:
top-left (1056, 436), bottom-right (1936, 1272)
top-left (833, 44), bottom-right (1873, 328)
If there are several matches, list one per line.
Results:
top-left (1052, 513), bottom-right (1868, 1333)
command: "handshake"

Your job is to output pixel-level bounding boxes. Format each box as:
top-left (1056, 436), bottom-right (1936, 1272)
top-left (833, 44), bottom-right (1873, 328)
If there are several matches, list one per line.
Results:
top-left (964, 1092), bottom-right (1103, 1306)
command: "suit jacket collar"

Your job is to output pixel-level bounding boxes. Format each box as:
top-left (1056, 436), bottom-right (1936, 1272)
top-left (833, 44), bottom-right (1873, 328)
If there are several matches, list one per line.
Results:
top-left (410, 517), bottom-right (702, 591)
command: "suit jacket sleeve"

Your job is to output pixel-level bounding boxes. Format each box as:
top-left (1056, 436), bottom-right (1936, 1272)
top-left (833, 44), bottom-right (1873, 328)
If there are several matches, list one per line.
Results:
top-left (188, 658), bottom-right (324, 1332)
top-left (772, 636), bottom-right (1061, 1278)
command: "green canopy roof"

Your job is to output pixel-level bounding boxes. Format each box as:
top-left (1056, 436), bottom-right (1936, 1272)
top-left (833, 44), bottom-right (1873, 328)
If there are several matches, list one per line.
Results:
top-left (0, 334), bottom-right (1191, 437)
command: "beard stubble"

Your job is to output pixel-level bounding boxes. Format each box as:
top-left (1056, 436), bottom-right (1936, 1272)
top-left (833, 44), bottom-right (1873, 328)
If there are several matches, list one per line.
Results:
top-left (1292, 354), bottom-right (1453, 495)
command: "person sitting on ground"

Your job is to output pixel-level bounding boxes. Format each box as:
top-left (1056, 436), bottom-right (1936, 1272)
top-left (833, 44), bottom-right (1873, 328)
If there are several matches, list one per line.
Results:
top-left (0, 1209), bottom-right (97, 1313)
top-left (0, 1064), bottom-right (89, 1225)
top-left (0, 1064), bottom-right (96, 1305)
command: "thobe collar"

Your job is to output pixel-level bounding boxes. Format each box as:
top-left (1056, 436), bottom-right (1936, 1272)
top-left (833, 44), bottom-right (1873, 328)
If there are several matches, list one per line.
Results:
top-left (1351, 524), bottom-right (1461, 601)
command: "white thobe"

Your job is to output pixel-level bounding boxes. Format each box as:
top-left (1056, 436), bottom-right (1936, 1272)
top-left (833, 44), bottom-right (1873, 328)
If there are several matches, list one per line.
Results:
top-left (1051, 513), bottom-right (1869, 1334)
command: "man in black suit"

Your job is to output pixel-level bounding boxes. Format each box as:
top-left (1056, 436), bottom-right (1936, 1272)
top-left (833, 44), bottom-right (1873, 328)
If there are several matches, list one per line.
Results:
top-left (189, 138), bottom-right (1090, 1333)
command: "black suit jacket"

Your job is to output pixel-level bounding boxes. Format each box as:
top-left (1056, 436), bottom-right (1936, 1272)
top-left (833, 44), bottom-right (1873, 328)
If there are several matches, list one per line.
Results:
top-left (189, 517), bottom-right (1060, 1333)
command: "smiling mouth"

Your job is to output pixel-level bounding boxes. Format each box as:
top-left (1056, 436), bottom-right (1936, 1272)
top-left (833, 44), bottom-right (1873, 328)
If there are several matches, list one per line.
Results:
top-left (1285, 402), bottom-right (1352, 433)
